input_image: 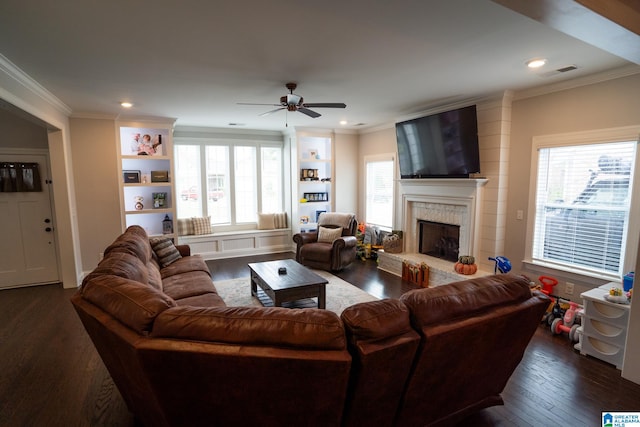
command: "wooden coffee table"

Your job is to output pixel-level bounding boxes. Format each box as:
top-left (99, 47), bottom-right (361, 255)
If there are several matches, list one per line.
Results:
top-left (248, 259), bottom-right (328, 309)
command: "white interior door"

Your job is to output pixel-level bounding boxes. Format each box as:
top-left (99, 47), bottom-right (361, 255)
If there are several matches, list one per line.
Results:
top-left (0, 153), bottom-right (59, 289)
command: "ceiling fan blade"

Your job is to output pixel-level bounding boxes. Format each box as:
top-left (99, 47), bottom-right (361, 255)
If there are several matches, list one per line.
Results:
top-left (259, 107), bottom-right (286, 116)
top-left (297, 107), bottom-right (321, 118)
top-left (238, 102), bottom-right (282, 106)
top-left (302, 103), bottom-right (346, 109)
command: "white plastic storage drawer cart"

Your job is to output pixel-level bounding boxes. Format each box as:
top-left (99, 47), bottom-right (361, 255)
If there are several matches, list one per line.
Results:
top-left (579, 283), bottom-right (630, 369)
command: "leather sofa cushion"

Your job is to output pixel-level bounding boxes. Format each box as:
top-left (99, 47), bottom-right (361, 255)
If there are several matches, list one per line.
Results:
top-left (341, 299), bottom-right (413, 341)
top-left (103, 225), bottom-right (152, 263)
top-left (173, 292), bottom-right (226, 307)
top-left (82, 252), bottom-right (148, 287)
top-left (160, 254), bottom-right (210, 280)
top-left (152, 305), bottom-right (347, 350)
top-left (162, 271), bottom-right (217, 301)
top-left (82, 274), bottom-right (176, 334)
top-left (400, 274), bottom-right (533, 327)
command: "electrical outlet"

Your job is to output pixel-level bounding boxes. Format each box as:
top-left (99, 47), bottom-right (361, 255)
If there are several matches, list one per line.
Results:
top-left (565, 282), bottom-right (574, 295)
top-left (516, 209), bottom-right (524, 220)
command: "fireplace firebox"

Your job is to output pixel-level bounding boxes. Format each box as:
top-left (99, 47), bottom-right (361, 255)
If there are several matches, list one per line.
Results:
top-left (418, 220), bottom-right (460, 262)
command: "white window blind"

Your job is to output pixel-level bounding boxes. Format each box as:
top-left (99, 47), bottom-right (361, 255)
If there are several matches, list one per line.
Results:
top-left (365, 157), bottom-right (394, 228)
top-left (532, 141), bottom-right (635, 276)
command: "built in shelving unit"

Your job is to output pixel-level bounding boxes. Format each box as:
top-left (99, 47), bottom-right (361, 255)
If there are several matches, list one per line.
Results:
top-left (295, 134), bottom-right (335, 233)
top-left (116, 120), bottom-right (177, 240)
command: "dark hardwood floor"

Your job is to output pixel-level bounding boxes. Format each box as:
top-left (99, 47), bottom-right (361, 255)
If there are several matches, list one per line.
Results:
top-left (1, 252), bottom-right (639, 426)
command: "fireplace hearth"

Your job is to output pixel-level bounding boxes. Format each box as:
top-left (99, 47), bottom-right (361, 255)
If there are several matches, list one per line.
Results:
top-left (418, 220), bottom-right (460, 262)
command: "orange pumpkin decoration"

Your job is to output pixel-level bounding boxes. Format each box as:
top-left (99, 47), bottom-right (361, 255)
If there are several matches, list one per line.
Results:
top-left (454, 255), bottom-right (478, 275)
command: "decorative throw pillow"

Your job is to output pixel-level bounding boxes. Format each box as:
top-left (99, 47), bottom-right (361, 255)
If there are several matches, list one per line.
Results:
top-left (317, 226), bottom-right (343, 244)
top-left (149, 237), bottom-right (182, 267)
top-left (273, 212), bottom-right (288, 229)
top-left (177, 218), bottom-right (195, 236)
top-left (192, 216), bottom-right (212, 235)
top-left (257, 213), bottom-right (276, 230)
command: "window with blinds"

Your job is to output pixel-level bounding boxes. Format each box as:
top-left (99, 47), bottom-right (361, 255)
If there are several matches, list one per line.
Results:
top-left (532, 141), bottom-right (636, 276)
top-left (365, 156), bottom-right (395, 229)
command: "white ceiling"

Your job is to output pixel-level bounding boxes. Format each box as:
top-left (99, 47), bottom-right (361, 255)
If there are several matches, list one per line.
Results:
top-left (0, 0), bottom-right (638, 132)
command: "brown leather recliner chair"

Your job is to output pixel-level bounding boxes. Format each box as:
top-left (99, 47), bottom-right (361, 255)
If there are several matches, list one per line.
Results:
top-left (293, 212), bottom-right (358, 271)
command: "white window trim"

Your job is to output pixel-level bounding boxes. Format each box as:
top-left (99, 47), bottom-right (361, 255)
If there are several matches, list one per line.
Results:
top-left (363, 153), bottom-right (396, 231)
top-left (524, 125), bottom-right (640, 281)
top-left (174, 133), bottom-right (284, 232)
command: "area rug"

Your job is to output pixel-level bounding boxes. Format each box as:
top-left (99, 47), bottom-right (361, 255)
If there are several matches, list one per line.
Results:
top-left (214, 269), bottom-right (378, 315)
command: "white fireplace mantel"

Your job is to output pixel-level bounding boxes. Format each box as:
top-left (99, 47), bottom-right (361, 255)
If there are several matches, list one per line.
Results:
top-left (398, 178), bottom-right (488, 258)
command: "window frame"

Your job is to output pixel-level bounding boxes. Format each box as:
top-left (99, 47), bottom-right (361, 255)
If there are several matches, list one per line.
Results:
top-left (174, 135), bottom-right (284, 232)
top-left (524, 126), bottom-right (640, 282)
top-left (364, 153), bottom-right (396, 230)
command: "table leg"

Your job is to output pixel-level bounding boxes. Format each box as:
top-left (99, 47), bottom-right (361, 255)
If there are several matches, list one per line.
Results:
top-left (318, 284), bottom-right (326, 309)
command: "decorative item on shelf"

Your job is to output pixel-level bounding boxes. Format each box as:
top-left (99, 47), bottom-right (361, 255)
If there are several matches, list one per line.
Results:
top-left (123, 170), bottom-right (141, 183)
top-left (303, 192), bottom-right (328, 202)
top-left (454, 255), bottom-right (477, 275)
top-left (300, 215), bottom-right (309, 224)
top-left (151, 170), bottom-right (169, 182)
top-left (300, 169), bottom-right (319, 181)
top-left (309, 149), bottom-right (319, 159)
top-left (134, 196), bottom-right (144, 210)
top-left (162, 215), bottom-right (173, 234)
top-left (152, 192), bottom-right (167, 208)
top-left (315, 210), bottom-right (326, 223)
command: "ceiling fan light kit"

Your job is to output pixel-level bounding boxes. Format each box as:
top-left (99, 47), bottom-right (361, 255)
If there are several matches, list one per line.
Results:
top-left (240, 82), bottom-right (346, 119)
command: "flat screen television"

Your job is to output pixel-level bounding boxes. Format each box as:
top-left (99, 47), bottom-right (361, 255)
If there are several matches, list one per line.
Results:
top-left (395, 105), bottom-right (480, 179)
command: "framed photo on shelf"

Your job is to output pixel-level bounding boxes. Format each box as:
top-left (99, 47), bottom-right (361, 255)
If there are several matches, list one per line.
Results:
top-left (120, 127), bottom-right (167, 156)
top-left (309, 149), bottom-right (319, 159)
top-left (152, 192), bottom-right (167, 208)
top-left (123, 170), bottom-right (141, 183)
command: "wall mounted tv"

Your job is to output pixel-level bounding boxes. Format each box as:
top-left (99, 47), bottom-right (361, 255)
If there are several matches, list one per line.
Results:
top-left (395, 105), bottom-right (480, 179)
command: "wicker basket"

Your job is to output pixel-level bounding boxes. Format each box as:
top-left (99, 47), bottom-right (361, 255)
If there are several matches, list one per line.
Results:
top-left (383, 235), bottom-right (403, 253)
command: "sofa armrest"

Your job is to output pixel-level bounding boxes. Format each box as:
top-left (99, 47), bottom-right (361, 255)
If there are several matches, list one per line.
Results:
top-left (175, 244), bottom-right (191, 257)
top-left (292, 232), bottom-right (318, 245)
top-left (332, 235), bottom-right (357, 250)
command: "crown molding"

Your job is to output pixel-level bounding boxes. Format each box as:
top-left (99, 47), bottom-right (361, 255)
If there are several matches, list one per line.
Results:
top-left (0, 53), bottom-right (72, 116)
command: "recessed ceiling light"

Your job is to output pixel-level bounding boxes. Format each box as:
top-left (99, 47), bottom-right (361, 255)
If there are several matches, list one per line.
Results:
top-left (339, 120), bottom-right (348, 125)
top-left (526, 58), bottom-right (547, 69)
top-left (120, 102), bottom-right (133, 108)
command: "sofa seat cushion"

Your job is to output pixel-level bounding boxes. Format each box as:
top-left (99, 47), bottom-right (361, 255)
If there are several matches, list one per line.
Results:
top-left (341, 299), bottom-right (413, 341)
top-left (151, 306), bottom-right (346, 350)
top-left (299, 242), bottom-right (333, 262)
top-left (161, 270), bottom-right (217, 301)
top-left (160, 254), bottom-right (210, 280)
top-left (81, 274), bottom-right (176, 334)
top-left (82, 252), bottom-right (149, 287)
top-left (400, 274), bottom-right (534, 327)
top-left (174, 292), bottom-right (226, 308)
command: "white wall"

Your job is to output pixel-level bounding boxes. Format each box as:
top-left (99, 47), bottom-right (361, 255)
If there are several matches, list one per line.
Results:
top-left (334, 132), bottom-right (358, 215)
top-left (69, 118), bottom-right (122, 270)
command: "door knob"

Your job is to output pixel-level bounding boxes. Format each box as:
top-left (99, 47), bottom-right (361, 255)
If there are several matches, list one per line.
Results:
top-left (45, 227), bottom-right (52, 232)
top-left (44, 218), bottom-right (51, 223)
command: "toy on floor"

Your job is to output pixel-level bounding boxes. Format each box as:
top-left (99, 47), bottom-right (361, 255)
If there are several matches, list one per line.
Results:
top-left (488, 256), bottom-right (511, 274)
top-left (551, 299), bottom-right (582, 342)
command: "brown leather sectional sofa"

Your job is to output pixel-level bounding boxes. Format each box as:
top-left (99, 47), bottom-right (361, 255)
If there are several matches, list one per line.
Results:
top-left (71, 225), bottom-right (549, 427)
